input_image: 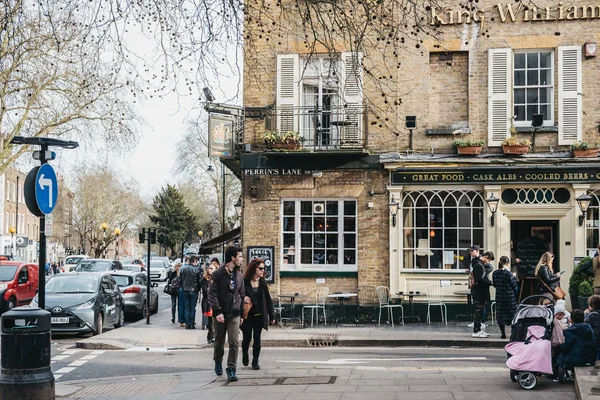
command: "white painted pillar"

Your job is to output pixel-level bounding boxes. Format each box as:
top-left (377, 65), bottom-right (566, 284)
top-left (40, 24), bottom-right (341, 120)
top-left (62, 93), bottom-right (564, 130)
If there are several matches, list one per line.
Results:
top-left (388, 185), bottom-right (403, 294)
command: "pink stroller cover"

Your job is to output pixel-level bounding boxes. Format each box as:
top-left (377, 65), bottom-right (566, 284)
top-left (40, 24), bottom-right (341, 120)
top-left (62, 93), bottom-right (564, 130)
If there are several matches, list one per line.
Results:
top-left (505, 326), bottom-right (553, 374)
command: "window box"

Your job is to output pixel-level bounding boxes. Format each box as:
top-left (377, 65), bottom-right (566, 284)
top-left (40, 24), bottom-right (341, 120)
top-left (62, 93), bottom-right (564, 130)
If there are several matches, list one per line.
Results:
top-left (452, 139), bottom-right (484, 155)
top-left (502, 144), bottom-right (530, 155)
top-left (571, 141), bottom-right (600, 158)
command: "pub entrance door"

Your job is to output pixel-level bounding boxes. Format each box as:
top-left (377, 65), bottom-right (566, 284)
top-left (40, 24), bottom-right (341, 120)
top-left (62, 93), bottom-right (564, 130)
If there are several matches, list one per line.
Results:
top-left (510, 220), bottom-right (559, 302)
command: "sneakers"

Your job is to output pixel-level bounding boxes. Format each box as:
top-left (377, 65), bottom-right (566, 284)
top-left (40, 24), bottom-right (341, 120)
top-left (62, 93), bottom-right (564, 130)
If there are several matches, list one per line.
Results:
top-left (242, 352), bottom-right (249, 367)
top-left (226, 367), bottom-right (238, 382)
top-left (472, 331), bottom-right (490, 338)
top-left (467, 322), bottom-right (486, 328)
top-left (214, 360), bottom-right (223, 376)
top-left (180, 323), bottom-right (186, 327)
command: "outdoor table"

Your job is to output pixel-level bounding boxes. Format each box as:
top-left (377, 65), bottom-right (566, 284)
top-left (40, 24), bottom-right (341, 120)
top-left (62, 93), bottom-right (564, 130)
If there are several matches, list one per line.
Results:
top-left (395, 292), bottom-right (427, 324)
top-left (326, 293), bottom-right (358, 326)
top-left (454, 289), bottom-right (474, 323)
top-left (278, 293), bottom-right (302, 325)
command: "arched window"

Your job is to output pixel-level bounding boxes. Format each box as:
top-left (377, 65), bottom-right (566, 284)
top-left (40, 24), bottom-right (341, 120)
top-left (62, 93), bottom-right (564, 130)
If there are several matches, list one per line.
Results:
top-left (402, 190), bottom-right (485, 270)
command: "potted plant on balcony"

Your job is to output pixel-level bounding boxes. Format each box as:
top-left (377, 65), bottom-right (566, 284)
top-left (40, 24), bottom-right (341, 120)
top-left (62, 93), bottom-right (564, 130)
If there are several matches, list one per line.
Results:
top-left (264, 130), bottom-right (301, 150)
top-left (571, 141), bottom-right (600, 158)
top-left (502, 126), bottom-right (531, 155)
top-left (452, 138), bottom-right (484, 155)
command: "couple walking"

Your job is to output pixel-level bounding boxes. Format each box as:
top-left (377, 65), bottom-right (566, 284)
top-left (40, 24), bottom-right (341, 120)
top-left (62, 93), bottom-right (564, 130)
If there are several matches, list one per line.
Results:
top-left (207, 246), bottom-right (275, 382)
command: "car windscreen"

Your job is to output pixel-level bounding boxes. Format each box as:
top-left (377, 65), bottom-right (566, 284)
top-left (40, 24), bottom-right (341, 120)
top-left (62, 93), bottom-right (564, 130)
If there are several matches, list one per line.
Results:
top-left (122, 265), bottom-right (141, 272)
top-left (65, 257), bottom-right (84, 265)
top-left (150, 262), bottom-right (165, 269)
top-left (46, 275), bottom-right (99, 294)
top-left (75, 260), bottom-right (112, 272)
top-left (0, 266), bottom-right (18, 281)
top-left (111, 275), bottom-right (133, 287)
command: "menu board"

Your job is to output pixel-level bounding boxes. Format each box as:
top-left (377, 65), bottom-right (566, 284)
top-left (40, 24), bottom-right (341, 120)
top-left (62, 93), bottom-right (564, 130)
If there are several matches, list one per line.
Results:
top-left (247, 246), bottom-right (275, 284)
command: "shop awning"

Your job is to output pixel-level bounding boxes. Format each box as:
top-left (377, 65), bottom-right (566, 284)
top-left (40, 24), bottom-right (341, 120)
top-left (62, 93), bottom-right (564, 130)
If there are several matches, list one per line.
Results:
top-left (199, 227), bottom-right (241, 254)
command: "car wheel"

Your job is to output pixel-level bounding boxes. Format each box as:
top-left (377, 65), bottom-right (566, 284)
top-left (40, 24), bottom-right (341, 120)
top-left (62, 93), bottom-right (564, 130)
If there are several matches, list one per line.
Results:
top-left (114, 308), bottom-right (125, 329)
top-left (93, 313), bottom-right (104, 336)
top-left (140, 302), bottom-right (147, 320)
top-left (7, 297), bottom-right (16, 311)
top-left (152, 297), bottom-right (158, 314)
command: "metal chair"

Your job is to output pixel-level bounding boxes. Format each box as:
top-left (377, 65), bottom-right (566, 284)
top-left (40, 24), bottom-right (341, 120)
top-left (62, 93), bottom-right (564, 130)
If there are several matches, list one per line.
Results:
top-left (302, 287), bottom-right (329, 327)
top-left (357, 285), bottom-right (378, 324)
top-left (424, 284), bottom-right (448, 324)
top-left (376, 286), bottom-right (404, 327)
top-left (274, 298), bottom-right (285, 327)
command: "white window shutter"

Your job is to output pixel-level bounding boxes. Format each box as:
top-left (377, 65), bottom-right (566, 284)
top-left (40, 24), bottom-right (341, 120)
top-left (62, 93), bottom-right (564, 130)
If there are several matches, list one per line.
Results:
top-left (558, 46), bottom-right (582, 145)
top-left (276, 54), bottom-right (299, 133)
top-left (340, 52), bottom-right (363, 148)
top-left (488, 48), bottom-right (512, 147)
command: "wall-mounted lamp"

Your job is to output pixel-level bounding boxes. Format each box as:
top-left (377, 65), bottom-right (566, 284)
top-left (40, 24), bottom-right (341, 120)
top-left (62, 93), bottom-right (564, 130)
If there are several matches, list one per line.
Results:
top-left (530, 113), bottom-right (544, 151)
top-left (234, 197), bottom-right (242, 218)
top-left (250, 185), bottom-right (258, 200)
top-left (405, 116), bottom-right (417, 151)
top-left (576, 193), bottom-right (593, 226)
top-left (485, 194), bottom-right (500, 227)
top-left (584, 41), bottom-right (598, 58)
top-left (389, 196), bottom-right (399, 227)
top-left (312, 171), bottom-right (323, 178)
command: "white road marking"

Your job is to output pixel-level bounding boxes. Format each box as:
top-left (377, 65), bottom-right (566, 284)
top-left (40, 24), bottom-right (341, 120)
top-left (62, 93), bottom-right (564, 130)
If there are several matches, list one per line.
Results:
top-left (90, 350), bottom-right (105, 355)
top-left (52, 355), bottom-right (69, 360)
top-left (62, 349), bottom-right (80, 355)
top-left (68, 360), bottom-right (87, 367)
top-left (55, 367), bottom-right (76, 374)
top-left (54, 374), bottom-right (63, 380)
top-left (80, 355), bottom-right (98, 360)
top-left (278, 357), bottom-right (487, 365)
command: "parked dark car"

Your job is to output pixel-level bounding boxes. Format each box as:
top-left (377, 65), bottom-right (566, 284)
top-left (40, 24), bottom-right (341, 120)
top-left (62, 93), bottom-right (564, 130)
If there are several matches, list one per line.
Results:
top-left (0, 261), bottom-right (39, 312)
top-left (75, 259), bottom-right (123, 272)
top-left (110, 270), bottom-right (158, 318)
top-left (31, 272), bottom-right (124, 335)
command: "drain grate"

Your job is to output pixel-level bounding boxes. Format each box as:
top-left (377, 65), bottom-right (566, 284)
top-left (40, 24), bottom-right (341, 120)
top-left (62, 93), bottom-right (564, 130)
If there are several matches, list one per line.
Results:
top-left (65, 378), bottom-right (179, 399)
top-left (308, 333), bottom-right (339, 347)
top-left (227, 376), bottom-right (336, 386)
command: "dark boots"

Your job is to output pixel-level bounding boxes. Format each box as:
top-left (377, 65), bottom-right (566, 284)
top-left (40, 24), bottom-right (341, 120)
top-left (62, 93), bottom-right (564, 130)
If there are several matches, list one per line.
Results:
top-left (252, 358), bottom-right (260, 370)
top-left (214, 360), bottom-right (223, 376)
top-left (499, 324), bottom-right (507, 339)
top-left (226, 367), bottom-right (238, 382)
top-left (242, 351), bottom-right (249, 366)
top-left (251, 345), bottom-right (261, 369)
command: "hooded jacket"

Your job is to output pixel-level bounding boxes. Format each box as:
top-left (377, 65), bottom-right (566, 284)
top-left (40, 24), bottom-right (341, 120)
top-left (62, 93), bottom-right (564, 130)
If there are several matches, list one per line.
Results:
top-left (557, 323), bottom-right (597, 367)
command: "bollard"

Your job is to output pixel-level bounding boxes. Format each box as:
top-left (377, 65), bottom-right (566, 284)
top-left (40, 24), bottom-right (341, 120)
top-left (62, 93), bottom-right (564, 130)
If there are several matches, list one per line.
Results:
top-left (0, 306), bottom-right (54, 400)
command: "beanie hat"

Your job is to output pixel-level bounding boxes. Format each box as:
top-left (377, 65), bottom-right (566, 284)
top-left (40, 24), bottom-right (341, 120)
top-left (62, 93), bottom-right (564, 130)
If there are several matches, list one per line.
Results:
top-left (554, 299), bottom-right (570, 318)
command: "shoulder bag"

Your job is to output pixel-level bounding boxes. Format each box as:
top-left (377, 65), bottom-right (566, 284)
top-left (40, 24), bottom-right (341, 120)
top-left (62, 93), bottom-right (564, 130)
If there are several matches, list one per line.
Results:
top-left (538, 270), bottom-right (566, 300)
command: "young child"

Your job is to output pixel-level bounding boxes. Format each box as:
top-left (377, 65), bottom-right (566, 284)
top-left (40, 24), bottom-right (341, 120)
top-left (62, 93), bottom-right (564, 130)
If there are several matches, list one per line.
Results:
top-left (554, 299), bottom-right (570, 331)
top-left (557, 309), bottom-right (597, 370)
top-left (584, 295), bottom-right (600, 360)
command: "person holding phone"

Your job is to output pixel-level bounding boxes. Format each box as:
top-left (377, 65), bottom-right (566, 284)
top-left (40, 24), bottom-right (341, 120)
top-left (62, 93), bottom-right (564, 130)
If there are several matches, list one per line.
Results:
top-left (535, 252), bottom-right (562, 298)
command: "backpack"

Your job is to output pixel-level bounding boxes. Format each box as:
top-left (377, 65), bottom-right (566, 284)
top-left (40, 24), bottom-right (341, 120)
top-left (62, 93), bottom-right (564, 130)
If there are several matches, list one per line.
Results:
top-left (170, 275), bottom-right (180, 294)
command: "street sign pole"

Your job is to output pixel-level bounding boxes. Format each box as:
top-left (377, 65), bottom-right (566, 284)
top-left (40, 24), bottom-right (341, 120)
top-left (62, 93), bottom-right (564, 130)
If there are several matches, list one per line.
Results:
top-left (38, 144), bottom-right (48, 310)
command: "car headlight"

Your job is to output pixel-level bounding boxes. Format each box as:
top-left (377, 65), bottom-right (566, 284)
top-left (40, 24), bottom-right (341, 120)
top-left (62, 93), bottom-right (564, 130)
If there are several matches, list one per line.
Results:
top-left (0, 284), bottom-right (7, 291)
top-left (75, 298), bottom-right (96, 309)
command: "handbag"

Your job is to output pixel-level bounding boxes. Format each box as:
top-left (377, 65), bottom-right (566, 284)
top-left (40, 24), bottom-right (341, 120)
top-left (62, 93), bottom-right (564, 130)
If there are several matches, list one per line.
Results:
top-left (243, 300), bottom-right (253, 320)
top-left (163, 283), bottom-right (172, 295)
top-left (539, 277), bottom-right (566, 300)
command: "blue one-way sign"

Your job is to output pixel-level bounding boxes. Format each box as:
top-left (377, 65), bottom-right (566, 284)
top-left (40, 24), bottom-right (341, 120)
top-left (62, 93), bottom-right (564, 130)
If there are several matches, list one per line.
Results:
top-left (35, 164), bottom-right (58, 215)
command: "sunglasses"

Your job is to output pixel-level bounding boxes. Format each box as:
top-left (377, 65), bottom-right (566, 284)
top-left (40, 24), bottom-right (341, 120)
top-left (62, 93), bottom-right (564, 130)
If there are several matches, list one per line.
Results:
top-left (258, 267), bottom-right (265, 271)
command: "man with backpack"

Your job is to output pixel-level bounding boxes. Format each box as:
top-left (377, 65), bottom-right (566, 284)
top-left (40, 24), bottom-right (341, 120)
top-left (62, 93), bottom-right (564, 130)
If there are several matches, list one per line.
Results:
top-left (179, 255), bottom-right (202, 329)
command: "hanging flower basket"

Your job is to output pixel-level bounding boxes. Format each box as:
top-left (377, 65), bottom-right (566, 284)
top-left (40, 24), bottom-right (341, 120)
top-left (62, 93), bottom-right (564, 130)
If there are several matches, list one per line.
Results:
top-left (502, 144), bottom-right (530, 155)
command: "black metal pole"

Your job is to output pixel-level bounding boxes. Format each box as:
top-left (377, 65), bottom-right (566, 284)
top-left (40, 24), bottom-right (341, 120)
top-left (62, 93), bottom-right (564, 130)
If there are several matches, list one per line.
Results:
top-left (180, 242), bottom-right (184, 263)
top-left (38, 145), bottom-right (48, 310)
top-left (115, 235), bottom-right (119, 259)
top-left (221, 165), bottom-right (226, 262)
top-left (146, 232), bottom-right (151, 325)
top-left (15, 175), bottom-right (19, 258)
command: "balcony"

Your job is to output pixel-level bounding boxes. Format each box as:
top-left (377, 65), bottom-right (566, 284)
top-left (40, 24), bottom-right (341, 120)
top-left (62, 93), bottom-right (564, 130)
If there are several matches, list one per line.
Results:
top-left (270, 105), bottom-right (366, 152)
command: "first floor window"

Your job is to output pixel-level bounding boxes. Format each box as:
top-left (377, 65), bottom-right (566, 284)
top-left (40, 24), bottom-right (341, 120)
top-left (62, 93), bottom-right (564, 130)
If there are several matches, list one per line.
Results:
top-left (402, 190), bottom-right (485, 270)
top-left (513, 51), bottom-right (554, 126)
top-left (282, 199), bottom-right (357, 269)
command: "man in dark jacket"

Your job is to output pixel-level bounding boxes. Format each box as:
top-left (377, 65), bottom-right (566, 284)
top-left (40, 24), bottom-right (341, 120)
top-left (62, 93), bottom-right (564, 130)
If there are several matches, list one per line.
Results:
top-left (208, 245), bottom-right (245, 382)
top-left (179, 255), bottom-right (201, 329)
top-left (557, 309), bottom-right (597, 368)
top-left (470, 245), bottom-right (491, 338)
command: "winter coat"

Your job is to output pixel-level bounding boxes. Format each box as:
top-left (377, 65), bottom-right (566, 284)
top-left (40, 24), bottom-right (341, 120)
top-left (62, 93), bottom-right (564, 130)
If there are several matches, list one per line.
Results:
top-left (178, 264), bottom-right (200, 292)
top-left (200, 277), bottom-right (210, 314)
top-left (585, 310), bottom-right (600, 348)
top-left (208, 265), bottom-right (245, 319)
top-left (242, 278), bottom-right (275, 330)
top-left (557, 323), bottom-right (597, 368)
top-left (492, 268), bottom-right (518, 323)
top-left (536, 264), bottom-right (560, 294)
top-left (471, 257), bottom-right (491, 302)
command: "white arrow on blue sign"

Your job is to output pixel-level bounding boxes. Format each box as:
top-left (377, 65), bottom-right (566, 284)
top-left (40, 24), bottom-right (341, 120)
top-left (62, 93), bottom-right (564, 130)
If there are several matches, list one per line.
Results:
top-left (35, 164), bottom-right (58, 215)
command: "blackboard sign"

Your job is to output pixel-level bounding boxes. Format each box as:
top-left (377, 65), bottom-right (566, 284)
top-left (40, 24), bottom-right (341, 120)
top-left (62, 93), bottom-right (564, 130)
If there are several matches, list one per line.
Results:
top-left (247, 246), bottom-right (275, 284)
top-left (516, 237), bottom-right (550, 277)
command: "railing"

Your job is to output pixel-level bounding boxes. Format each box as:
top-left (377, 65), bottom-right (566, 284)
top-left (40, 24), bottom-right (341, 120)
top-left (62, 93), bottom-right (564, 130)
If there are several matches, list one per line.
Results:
top-left (271, 105), bottom-right (366, 151)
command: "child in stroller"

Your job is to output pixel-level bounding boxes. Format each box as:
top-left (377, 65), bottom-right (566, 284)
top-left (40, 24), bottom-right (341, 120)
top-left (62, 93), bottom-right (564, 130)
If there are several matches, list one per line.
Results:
top-left (555, 309), bottom-right (597, 383)
top-left (505, 295), bottom-right (555, 390)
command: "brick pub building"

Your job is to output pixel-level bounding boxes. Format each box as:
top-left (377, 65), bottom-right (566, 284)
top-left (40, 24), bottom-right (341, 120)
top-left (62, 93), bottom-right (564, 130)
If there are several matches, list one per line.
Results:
top-left (218, 0), bottom-right (600, 317)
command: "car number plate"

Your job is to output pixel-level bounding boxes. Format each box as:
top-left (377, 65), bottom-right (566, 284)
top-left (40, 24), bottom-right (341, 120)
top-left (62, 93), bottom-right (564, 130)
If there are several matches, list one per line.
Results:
top-left (51, 317), bottom-right (69, 324)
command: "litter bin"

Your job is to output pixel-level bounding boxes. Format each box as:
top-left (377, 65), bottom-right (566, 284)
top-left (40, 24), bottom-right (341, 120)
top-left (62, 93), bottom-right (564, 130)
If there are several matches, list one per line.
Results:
top-left (0, 306), bottom-right (54, 400)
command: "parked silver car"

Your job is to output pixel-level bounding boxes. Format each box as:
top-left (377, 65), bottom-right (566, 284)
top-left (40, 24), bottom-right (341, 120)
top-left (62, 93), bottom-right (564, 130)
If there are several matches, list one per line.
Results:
top-left (110, 271), bottom-right (159, 318)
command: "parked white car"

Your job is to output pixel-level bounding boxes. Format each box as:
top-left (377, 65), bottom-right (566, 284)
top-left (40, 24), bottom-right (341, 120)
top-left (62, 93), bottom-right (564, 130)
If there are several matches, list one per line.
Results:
top-left (63, 255), bottom-right (90, 272)
top-left (148, 260), bottom-right (169, 281)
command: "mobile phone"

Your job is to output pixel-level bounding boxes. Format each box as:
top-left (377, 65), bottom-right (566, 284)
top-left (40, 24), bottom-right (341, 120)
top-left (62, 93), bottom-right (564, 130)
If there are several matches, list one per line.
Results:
top-left (560, 270), bottom-right (566, 274)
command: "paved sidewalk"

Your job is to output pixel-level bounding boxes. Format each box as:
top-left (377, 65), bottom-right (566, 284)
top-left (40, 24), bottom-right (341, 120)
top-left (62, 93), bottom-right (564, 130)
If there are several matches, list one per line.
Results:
top-left (77, 306), bottom-right (509, 350)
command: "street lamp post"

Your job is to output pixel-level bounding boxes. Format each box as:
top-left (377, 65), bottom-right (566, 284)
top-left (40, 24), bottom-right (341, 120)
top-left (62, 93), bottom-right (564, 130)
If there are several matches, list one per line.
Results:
top-left (114, 228), bottom-right (121, 259)
top-left (198, 230), bottom-right (203, 265)
top-left (8, 227), bottom-right (15, 258)
top-left (101, 222), bottom-right (108, 258)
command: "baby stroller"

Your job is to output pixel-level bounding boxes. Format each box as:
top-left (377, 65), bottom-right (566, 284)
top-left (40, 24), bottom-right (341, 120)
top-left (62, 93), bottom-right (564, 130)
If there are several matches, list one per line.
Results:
top-left (505, 295), bottom-right (555, 390)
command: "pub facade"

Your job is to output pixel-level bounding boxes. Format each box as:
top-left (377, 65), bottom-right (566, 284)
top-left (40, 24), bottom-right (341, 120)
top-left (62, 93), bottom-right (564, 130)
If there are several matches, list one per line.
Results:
top-left (221, 0), bottom-right (600, 313)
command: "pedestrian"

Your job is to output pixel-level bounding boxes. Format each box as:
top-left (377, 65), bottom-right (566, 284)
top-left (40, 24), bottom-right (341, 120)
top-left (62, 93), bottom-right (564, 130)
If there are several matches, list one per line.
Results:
top-left (201, 263), bottom-right (216, 344)
top-left (593, 244), bottom-right (600, 295)
top-left (178, 257), bottom-right (188, 327)
top-left (208, 245), bottom-right (244, 382)
top-left (178, 255), bottom-right (201, 330)
top-left (584, 294), bottom-right (600, 360)
top-left (492, 256), bottom-right (518, 339)
top-left (168, 261), bottom-right (182, 324)
top-left (241, 258), bottom-right (275, 370)
top-left (534, 252), bottom-right (562, 297)
top-left (469, 245), bottom-right (491, 338)
top-left (556, 309), bottom-right (597, 372)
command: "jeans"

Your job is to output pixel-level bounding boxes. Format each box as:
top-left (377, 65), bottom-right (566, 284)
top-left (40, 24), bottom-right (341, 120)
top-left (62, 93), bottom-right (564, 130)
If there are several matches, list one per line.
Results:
top-left (473, 300), bottom-right (486, 333)
top-left (183, 291), bottom-right (197, 328)
top-left (178, 288), bottom-right (184, 323)
top-left (241, 316), bottom-right (263, 363)
top-left (213, 316), bottom-right (241, 368)
top-left (170, 293), bottom-right (177, 321)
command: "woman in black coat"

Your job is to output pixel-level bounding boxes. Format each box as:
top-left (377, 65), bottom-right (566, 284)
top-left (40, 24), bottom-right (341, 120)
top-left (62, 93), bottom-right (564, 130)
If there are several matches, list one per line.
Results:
top-left (200, 263), bottom-right (217, 344)
top-left (535, 252), bottom-right (562, 296)
top-left (492, 256), bottom-right (518, 339)
top-left (241, 258), bottom-right (275, 370)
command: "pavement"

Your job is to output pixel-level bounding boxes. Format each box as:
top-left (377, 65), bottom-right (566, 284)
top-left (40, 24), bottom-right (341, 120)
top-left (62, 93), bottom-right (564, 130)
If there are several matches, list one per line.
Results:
top-left (65, 307), bottom-right (599, 400)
